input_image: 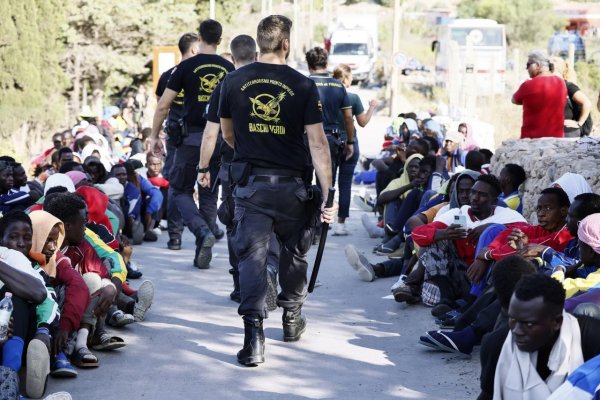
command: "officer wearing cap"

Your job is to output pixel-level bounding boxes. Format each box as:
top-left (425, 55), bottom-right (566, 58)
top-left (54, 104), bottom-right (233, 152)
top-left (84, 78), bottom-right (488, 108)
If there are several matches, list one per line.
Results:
top-left (198, 15), bottom-right (337, 367)
top-left (150, 20), bottom-right (234, 269)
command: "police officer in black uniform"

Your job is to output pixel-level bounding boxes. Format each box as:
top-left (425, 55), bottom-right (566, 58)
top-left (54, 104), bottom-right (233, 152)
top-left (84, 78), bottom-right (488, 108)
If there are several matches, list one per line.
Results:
top-left (306, 47), bottom-right (355, 185)
top-left (154, 32), bottom-right (199, 251)
top-left (200, 35), bottom-right (281, 307)
top-left (198, 15), bottom-right (337, 366)
top-left (151, 20), bottom-right (234, 269)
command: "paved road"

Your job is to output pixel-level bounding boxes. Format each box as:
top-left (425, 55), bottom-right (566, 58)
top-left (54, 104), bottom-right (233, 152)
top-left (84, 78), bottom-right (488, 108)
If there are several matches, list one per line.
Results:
top-left (46, 187), bottom-right (480, 400)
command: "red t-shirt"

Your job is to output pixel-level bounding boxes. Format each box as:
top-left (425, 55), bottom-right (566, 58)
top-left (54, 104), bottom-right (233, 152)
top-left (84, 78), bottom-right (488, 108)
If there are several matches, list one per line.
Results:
top-left (512, 75), bottom-right (566, 139)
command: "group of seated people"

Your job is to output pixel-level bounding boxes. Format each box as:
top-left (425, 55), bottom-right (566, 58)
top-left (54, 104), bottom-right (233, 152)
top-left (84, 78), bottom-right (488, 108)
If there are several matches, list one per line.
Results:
top-left (0, 118), bottom-right (160, 398)
top-left (345, 111), bottom-right (600, 399)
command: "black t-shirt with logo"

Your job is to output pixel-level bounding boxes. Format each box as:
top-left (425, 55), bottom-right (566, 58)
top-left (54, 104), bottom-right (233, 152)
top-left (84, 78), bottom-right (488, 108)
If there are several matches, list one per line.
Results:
top-left (167, 54), bottom-right (234, 144)
top-left (204, 81), bottom-right (232, 162)
top-left (218, 62), bottom-right (323, 171)
top-left (156, 66), bottom-right (185, 123)
top-left (309, 73), bottom-right (351, 132)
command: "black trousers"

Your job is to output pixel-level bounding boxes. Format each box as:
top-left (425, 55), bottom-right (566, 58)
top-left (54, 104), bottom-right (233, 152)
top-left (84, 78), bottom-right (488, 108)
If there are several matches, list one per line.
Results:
top-left (170, 143), bottom-right (220, 240)
top-left (232, 176), bottom-right (311, 318)
top-left (164, 139), bottom-right (184, 241)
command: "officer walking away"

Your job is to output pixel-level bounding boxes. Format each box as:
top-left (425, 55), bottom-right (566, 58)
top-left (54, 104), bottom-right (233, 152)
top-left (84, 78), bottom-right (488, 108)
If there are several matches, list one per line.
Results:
top-left (150, 20), bottom-right (234, 269)
top-left (198, 15), bottom-right (337, 366)
top-left (306, 47), bottom-right (355, 184)
top-left (154, 32), bottom-right (200, 251)
top-left (198, 34), bottom-right (281, 307)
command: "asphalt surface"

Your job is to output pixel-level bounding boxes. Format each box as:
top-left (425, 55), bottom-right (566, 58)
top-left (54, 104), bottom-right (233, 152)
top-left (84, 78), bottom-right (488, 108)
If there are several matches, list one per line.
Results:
top-left (45, 191), bottom-right (480, 400)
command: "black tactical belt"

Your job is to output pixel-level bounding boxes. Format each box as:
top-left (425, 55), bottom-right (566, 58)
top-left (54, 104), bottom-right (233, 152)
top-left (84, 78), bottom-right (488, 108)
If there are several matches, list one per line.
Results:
top-left (252, 176), bottom-right (299, 184)
top-left (251, 167), bottom-right (303, 178)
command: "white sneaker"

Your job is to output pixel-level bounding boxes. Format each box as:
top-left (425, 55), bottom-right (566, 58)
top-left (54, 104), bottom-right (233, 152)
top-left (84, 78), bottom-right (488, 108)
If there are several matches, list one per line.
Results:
top-left (390, 274), bottom-right (408, 291)
top-left (333, 223), bottom-right (349, 236)
top-left (344, 244), bottom-right (375, 282)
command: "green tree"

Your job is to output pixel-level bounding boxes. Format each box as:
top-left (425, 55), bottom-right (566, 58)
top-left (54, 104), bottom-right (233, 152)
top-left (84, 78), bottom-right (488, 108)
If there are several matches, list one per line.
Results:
top-left (0, 0), bottom-right (68, 157)
top-left (457, 0), bottom-right (563, 45)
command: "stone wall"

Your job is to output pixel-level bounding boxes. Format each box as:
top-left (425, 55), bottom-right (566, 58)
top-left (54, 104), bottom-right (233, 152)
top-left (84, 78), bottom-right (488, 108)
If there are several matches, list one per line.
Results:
top-left (491, 137), bottom-right (600, 222)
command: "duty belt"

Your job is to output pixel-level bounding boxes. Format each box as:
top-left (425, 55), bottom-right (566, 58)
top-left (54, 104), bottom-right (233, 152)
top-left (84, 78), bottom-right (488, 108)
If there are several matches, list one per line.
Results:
top-left (251, 167), bottom-right (303, 178)
top-left (324, 129), bottom-right (340, 139)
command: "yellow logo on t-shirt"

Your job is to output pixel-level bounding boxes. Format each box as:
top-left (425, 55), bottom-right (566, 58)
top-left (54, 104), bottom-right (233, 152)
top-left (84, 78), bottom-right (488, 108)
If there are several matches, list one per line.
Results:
top-left (199, 72), bottom-right (225, 94)
top-left (249, 91), bottom-right (287, 123)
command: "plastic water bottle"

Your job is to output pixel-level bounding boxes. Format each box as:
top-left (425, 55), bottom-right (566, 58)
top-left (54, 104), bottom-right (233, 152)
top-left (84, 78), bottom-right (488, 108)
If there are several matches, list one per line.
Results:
top-left (0, 293), bottom-right (13, 344)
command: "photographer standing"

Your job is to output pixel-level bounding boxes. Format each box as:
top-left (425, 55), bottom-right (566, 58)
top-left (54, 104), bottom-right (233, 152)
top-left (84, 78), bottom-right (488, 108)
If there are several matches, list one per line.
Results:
top-left (150, 20), bottom-right (234, 269)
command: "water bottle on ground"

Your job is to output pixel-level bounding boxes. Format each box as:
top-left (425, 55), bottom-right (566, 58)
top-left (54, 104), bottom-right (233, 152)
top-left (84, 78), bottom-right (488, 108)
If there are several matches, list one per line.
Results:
top-left (0, 293), bottom-right (13, 344)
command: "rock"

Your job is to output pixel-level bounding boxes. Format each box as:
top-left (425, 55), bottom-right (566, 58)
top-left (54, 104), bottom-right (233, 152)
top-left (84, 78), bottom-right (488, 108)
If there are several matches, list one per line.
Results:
top-left (491, 138), bottom-right (600, 218)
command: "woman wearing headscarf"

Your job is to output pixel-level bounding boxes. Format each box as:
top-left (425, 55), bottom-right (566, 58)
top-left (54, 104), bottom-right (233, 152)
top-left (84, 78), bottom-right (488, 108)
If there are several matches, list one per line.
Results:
top-left (552, 172), bottom-right (592, 204)
top-left (29, 210), bottom-right (90, 377)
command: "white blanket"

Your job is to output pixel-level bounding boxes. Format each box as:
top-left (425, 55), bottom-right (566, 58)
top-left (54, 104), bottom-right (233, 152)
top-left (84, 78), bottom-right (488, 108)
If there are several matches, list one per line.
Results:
top-left (493, 312), bottom-right (584, 400)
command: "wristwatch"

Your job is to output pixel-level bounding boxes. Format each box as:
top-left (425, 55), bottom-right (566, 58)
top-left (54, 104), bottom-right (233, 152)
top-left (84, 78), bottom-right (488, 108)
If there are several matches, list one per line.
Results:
top-left (196, 165), bottom-right (209, 173)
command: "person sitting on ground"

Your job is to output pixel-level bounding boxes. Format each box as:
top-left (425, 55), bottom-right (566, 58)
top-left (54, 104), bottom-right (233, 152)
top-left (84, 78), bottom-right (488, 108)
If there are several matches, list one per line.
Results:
top-left (129, 127), bottom-right (152, 157)
top-left (418, 255), bottom-right (536, 362)
top-left (504, 193), bottom-right (600, 276)
top-left (372, 156), bottom-right (436, 256)
top-left (0, 211), bottom-right (59, 398)
top-left (407, 175), bottom-right (526, 308)
top-left (115, 162), bottom-right (163, 243)
top-left (497, 164), bottom-right (526, 214)
top-left (84, 156), bottom-right (124, 201)
top-left (512, 50), bottom-right (566, 139)
top-left (143, 153), bottom-right (170, 226)
top-left (551, 172), bottom-right (592, 204)
top-left (44, 192), bottom-right (126, 368)
top-left (56, 147), bottom-right (75, 172)
top-left (493, 274), bottom-right (600, 400)
top-left (12, 162), bottom-right (43, 203)
top-left (441, 131), bottom-right (466, 177)
top-left (464, 151), bottom-right (486, 175)
top-left (0, 160), bottom-right (35, 213)
top-left (553, 213), bottom-right (600, 313)
top-left (28, 210), bottom-right (88, 380)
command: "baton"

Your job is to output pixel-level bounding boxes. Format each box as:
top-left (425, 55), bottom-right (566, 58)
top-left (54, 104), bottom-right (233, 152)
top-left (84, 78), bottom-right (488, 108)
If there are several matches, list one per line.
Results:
top-left (308, 188), bottom-right (335, 293)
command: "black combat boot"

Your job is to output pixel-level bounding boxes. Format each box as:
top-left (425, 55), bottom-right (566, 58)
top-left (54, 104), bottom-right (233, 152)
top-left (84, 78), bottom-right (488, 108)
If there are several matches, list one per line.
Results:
top-left (230, 268), bottom-right (241, 303)
top-left (282, 307), bottom-right (306, 342)
top-left (237, 315), bottom-right (265, 366)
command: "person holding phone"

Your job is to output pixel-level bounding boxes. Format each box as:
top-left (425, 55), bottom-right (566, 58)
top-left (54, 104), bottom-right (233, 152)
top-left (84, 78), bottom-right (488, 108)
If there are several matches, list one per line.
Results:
top-left (408, 175), bottom-right (527, 307)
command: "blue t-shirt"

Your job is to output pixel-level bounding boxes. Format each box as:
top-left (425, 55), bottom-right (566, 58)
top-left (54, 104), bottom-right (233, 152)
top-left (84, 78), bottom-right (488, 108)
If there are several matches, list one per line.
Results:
top-left (309, 73), bottom-right (351, 132)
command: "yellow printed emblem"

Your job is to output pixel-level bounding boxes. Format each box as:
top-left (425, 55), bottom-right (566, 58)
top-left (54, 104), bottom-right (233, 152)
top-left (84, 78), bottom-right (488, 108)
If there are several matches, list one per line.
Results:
top-left (249, 91), bottom-right (287, 123)
top-left (199, 72), bottom-right (225, 94)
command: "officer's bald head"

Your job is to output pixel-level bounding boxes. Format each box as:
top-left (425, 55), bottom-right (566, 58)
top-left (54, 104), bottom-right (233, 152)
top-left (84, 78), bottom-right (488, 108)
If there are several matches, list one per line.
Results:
top-left (230, 35), bottom-right (257, 66)
top-left (257, 15), bottom-right (292, 54)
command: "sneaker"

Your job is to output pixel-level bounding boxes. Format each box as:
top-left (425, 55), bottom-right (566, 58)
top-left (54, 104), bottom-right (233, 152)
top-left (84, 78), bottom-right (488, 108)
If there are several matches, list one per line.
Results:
top-left (50, 353), bottom-right (77, 378)
top-left (194, 233), bottom-right (216, 269)
top-left (26, 338), bottom-right (50, 399)
top-left (107, 310), bottom-right (135, 327)
top-left (344, 244), bottom-right (375, 282)
top-left (332, 223), bottom-right (349, 236)
top-left (374, 243), bottom-right (396, 256)
top-left (392, 284), bottom-right (420, 304)
top-left (214, 228), bottom-right (225, 241)
top-left (265, 265), bottom-right (278, 312)
top-left (390, 274), bottom-right (407, 291)
top-left (133, 280), bottom-right (154, 321)
top-left (167, 238), bottom-right (182, 250)
top-left (431, 303), bottom-right (453, 318)
top-left (387, 244), bottom-right (406, 259)
top-left (126, 261), bottom-right (143, 280)
top-left (361, 214), bottom-right (384, 239)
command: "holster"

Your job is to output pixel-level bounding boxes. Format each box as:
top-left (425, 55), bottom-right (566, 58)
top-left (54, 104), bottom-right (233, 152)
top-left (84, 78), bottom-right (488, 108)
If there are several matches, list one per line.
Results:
top-left (165, 118), bottom-right (187, 147)
top-left (305, 185), bottom-right (323, 230)
top-left (229, 162), bottom-right (251, 186)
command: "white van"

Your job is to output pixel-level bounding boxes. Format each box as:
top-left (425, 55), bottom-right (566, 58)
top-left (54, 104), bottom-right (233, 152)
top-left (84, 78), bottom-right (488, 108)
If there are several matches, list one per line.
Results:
top-left (327, 29), bottom-right (375, 83)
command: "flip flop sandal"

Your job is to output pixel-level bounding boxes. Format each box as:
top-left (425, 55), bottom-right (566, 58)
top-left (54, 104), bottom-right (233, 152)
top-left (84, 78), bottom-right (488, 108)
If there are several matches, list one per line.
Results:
top-left (91, 333), bottom-right (126, 351)
top-left (425, 331), bottom-right (471, 359)
top-left (71, 347), bottom-right (99, 368)
top-left (418, 335), bottom-right (442, 350)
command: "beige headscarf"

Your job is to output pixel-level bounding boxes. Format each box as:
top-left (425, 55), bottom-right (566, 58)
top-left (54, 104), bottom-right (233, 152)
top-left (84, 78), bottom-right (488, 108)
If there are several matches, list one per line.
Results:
top-left (28, 210), bottom-right (65, 277)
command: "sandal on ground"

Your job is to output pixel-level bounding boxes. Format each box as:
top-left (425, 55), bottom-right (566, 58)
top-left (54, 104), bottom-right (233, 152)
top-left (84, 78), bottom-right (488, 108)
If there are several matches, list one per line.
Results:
top-left (90, 332), bottom-right (126, 351)
top-left (50, 353), bottom-right (78, 378)
top-left (71, 347), bottom-right (99, 368)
